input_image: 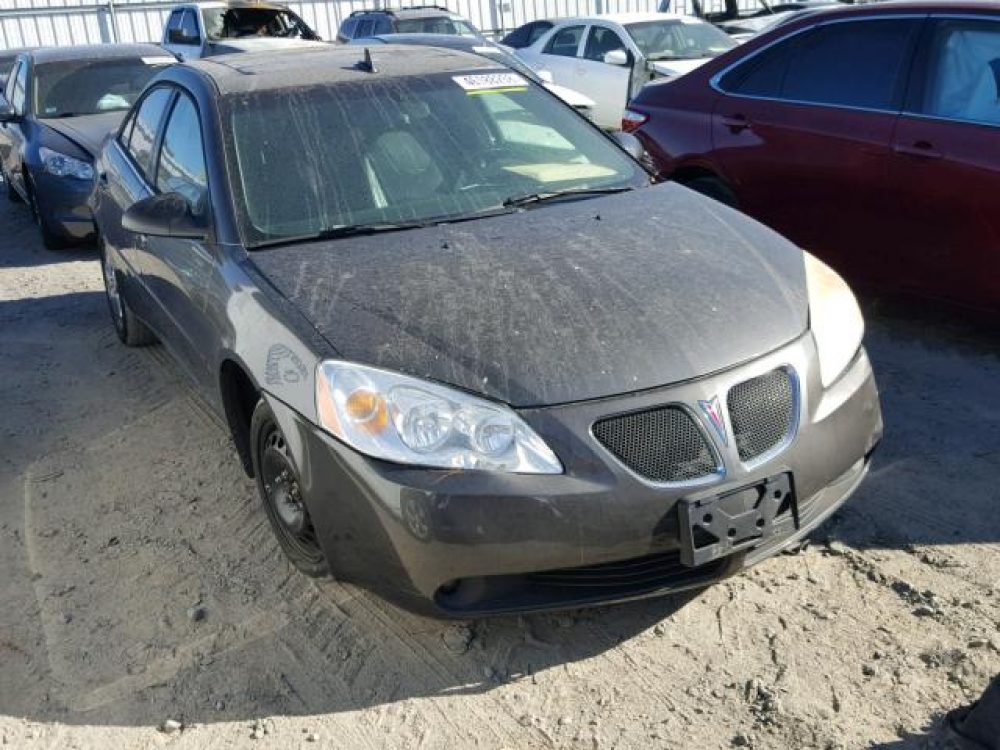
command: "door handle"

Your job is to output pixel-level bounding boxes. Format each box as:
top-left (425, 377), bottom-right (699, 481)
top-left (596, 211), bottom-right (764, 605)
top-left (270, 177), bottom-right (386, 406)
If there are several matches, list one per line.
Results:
top-left (893, 140), bottom-right (941, 159)
top-left (720, 113), bottom-right (751, 133)
top-left (136, 233), bottom-right (149, 249)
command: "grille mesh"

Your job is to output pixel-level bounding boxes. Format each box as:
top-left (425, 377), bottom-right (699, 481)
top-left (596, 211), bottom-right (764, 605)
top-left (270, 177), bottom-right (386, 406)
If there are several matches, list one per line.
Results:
top-left (727, 368), bottom-right (795, 462)
top-left (593, 406), bottom-right (718, 483)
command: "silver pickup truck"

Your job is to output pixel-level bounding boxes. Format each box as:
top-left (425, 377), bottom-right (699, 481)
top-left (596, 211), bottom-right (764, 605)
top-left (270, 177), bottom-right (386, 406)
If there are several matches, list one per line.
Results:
top-left (161, 1), bottom-right (326, 60)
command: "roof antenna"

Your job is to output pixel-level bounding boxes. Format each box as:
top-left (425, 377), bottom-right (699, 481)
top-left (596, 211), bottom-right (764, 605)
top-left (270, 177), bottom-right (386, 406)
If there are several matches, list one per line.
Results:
top-left (355, 48), bottom-right (377, 74)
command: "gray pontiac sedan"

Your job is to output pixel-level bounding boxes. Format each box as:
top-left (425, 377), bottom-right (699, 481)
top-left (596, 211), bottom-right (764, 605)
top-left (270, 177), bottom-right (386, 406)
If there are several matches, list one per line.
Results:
top-left (91, 45), bottom-right (882, 617)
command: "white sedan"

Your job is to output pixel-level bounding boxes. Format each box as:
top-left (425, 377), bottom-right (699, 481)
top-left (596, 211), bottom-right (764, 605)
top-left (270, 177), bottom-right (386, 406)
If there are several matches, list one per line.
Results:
top-left (516, 12), bottom-right (737, 129)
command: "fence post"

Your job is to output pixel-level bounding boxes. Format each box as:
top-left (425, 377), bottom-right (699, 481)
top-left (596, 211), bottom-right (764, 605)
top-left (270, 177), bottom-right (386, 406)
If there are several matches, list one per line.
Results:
top-left (105, 0), bottom-right (120, 42)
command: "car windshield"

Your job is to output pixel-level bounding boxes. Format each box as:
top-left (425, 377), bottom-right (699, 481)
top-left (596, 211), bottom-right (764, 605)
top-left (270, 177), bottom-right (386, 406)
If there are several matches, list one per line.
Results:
top-left (203, 7), bottom-right (314, 40)
top-left (626, 19), bottom-right (737, 60)
top-left (394, 17), bottom-right (480, 36)
top-left (224, 71), bottom-right (646, 246)
top-left (33, 57), bottom-right (173, 119)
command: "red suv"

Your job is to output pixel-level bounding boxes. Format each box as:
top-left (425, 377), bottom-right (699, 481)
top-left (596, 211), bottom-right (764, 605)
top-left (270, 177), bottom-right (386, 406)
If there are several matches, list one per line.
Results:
top-left (626, 2), bottom-right (1000, 314)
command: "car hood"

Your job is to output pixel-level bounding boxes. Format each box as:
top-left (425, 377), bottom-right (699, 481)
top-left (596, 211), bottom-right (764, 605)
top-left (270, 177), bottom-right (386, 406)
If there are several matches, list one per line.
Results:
top-left (40, 111), bottom-right (126, 157)
top-left (649, 57), bottom-right (711, 78)
top-left (206, 38), bottom-right (327, 55)
top-left (250, 183), bottom-right (808, 408)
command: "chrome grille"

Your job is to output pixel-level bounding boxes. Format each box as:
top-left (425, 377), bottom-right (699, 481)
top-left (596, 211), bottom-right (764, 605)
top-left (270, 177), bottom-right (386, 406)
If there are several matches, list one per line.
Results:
top-left (592, 405), bottom-right (719, 483)
top-left (727, 368), bottom-right (796, 462)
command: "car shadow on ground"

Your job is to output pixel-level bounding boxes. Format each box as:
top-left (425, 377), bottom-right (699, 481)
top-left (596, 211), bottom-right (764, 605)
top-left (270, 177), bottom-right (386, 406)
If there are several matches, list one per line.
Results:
top-left (828, 298), bottom-right (1000, 553)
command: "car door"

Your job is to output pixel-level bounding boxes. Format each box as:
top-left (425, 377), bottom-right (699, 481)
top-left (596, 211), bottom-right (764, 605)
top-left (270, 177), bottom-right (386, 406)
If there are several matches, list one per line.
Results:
top-left (533, 24), bottom-right (587, 91)
top-left (1, 59), bottom-right (29, 199)
top-left (577, 24), bottom-right (634, 129)
top-left (97, 87), bottom-right (175, 329)
top-left (139, 89), bottom-right (219, 396)
top-left (888, 16), bottom-right (1000, 310)
top-left (710, 17), bottom-right (923, 276)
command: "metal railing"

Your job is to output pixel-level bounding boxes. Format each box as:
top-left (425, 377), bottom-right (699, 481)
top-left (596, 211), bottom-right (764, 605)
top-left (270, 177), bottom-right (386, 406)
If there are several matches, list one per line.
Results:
top-left (0, 0), bottom-right (758, 49)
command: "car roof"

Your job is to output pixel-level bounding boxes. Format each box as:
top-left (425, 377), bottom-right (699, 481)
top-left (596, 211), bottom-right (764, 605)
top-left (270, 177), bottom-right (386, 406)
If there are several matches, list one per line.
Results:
top-left (780, 0), bottom-right (1000, 19)
top-left (188, 44), bottom-right (503, 94)
top-left (360, 33), bottom-right (485, 48)
top-left (551, 11), bottom-right (693, 25)
top-left (178, 1), bottom-right (293, 9)
top-left (26, 43), bottom-right (171, 64)
top-left (353, 5), bottom-right (462, 17)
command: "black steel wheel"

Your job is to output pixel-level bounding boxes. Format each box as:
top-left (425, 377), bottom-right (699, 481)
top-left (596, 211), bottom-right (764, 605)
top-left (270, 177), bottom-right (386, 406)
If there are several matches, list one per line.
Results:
top-left (251, 400), bottom-right (330, 577)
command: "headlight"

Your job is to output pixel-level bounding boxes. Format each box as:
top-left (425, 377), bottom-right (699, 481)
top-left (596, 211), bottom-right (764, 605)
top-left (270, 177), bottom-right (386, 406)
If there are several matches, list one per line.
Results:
top-left (315, 361), bottom-right (563, 474)
top-left (39, 147), bottom-right (94, 180)
top-left (805, 253), bottom-right (864, 388)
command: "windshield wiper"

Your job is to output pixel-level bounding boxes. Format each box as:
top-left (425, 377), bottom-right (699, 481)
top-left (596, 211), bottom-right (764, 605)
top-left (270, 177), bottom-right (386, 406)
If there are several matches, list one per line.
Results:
top-left (502, 186), bottom-right (634, 209)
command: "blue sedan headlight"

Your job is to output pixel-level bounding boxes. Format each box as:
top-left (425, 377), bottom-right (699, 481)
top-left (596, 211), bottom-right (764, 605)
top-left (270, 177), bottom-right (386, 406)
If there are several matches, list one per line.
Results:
top-left (39, 147), bottom-right (94, 181)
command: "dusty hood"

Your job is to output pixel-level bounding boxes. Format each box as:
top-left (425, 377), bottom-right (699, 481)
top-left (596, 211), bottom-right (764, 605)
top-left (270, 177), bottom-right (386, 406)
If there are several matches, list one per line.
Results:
top-left (649, 57), bottom-right (711, 78)
top-left (250, 183), bottom-right (808, 407)
top-left (206, 38), bottom-right (327, 56)
top-left (40, 111), bottom-right (125, 157)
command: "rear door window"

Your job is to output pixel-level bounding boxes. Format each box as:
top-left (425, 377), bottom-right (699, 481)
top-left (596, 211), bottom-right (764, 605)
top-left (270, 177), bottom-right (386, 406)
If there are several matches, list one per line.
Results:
top-left (340, 18), bottom-right (357, 38)
top-left (126, 87), bottom-right (173, 180)
top-left (722, 19), bottom-right (920, 111)
top-left (355, 18), bottom-right (375, 37)
top-left (545, 25), bottom-right (585, 57)
top-left (917, 19), bottom-right (1000, 125)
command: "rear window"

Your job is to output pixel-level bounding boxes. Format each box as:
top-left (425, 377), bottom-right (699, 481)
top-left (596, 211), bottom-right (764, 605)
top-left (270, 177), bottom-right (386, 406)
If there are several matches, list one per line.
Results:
top-left (394, 16), bottom-right (479, 36)
top-left (223, 71), bottom-right (645, 245)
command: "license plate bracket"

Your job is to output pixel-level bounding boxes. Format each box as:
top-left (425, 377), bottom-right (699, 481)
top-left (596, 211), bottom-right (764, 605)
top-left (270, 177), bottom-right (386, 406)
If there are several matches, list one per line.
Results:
top-left (678, 473), bottom-right (797, 567)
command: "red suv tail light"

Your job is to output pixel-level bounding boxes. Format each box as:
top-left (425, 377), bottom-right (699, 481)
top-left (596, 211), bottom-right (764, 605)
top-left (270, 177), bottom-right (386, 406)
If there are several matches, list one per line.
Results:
top-left (621, 109), bottom-right (648, 133)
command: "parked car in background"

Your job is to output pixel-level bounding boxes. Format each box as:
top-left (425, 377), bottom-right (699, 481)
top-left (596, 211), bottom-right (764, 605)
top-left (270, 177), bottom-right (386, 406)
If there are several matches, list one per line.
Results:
top-left (162, 1), bottom-right (323, 60)
top-left (501, 19), bottom-right (554, 48)
top-left (692, 0), bottom-right (844, 41)
top-left (0, 44), bottom-right (174, 249)
top-left (336, 6), bottom-right (482, 42)
top-left (92, 45), bottom-right (880, 617)
top-left (625, 1), bottom-right (1000, 313)
top-left (516, 13), bottom-right (737, 128)
top-left (349, 34), bottom-right (596, 117)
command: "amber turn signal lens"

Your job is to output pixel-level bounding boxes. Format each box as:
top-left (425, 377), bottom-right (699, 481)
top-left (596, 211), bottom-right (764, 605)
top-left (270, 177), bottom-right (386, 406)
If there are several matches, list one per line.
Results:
top-left (345, 389), bottom-right (388, 434)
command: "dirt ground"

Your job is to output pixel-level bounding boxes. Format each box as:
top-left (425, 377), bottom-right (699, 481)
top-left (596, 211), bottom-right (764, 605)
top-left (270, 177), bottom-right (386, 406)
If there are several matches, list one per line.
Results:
top-left (1, 196), bottom-right (998, 750)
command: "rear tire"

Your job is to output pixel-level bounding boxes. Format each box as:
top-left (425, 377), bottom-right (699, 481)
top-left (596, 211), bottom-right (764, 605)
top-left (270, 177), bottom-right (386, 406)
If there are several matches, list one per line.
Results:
top-left (100, 238), bottom-right (156, 347)
top-left (681, 175), bottom-right (740, 210)
top-left (251, 399), bottom-right (330, 578)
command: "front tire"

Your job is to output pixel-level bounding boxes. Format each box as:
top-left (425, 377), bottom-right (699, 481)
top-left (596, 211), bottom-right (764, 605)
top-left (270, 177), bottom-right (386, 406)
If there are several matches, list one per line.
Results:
top-left (251, 400), bottom-right (330, 578)
top-left (100, 239), bottom-right (156, 347)
top-left (5, 171), bottom-right (22, 204)
top-left (25, 173), bottom-right (68, 251)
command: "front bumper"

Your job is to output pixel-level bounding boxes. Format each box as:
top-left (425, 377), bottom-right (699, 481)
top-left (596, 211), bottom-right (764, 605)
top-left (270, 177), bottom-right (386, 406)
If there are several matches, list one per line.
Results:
top-left (31, 169), bottom-right (96, 243)
top-left (271, 332), bottom-right (882, 617)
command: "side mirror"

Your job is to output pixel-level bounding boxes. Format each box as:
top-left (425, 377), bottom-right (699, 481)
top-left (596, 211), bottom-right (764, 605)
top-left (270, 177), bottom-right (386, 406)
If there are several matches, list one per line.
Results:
top-left (536, 69), bottom-right (554, 84)
top-left (168, 28), bottom-right (200, 45)
top-left (613, 131), bottom-right (645, 162)
top-left (603, 49), bottom-right (630, 67)
top-left (123, 192), bottom-right (208, 239)
top-left (0, 96), bottom-right (17, 124)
